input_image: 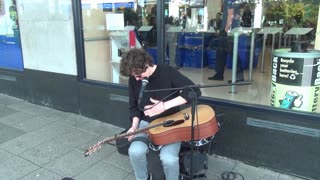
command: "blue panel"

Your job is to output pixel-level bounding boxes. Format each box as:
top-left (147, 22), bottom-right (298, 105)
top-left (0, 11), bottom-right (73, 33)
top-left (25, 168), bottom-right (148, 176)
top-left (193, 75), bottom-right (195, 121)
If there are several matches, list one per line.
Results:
top-left (182, 48), bottom-right (205, 68)
top-left (115, 2), bottom-right (134, 9)
top-left (206, 48), bottom-right (216, 69)
top-left (184, 37), bottom-right (203, 46)
top-left (102, 3), bottom-right (112, 9)
top-left (146, 47), bottom-right (169, 64)
top-left (177, 33), bottom-right (185, 46)
top-left (0, 35), bottom-right (24, 71)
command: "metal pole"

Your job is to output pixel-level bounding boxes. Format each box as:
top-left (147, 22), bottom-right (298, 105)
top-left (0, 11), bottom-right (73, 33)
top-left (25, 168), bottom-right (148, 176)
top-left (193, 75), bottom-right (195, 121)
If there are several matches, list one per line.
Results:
top-left (230, 32), bottom-right (239, 93)
top-left (260, 34), bottom-right (267, 73)
top-left (248, 29), bottom-right (255, 81)
top-left (157, 0), bottom-right (165, 64)
top-left (284, 35), bottom-right (287, 47)
top-left (270, 34), bottom-right (276, 68)
top-left (278, 32), bottom-right (282, 49)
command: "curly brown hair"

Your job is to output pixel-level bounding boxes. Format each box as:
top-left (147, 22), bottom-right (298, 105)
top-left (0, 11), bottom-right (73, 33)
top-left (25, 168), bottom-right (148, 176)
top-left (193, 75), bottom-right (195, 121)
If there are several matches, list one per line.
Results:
top-left (120, 48), bottom-right (154, 76)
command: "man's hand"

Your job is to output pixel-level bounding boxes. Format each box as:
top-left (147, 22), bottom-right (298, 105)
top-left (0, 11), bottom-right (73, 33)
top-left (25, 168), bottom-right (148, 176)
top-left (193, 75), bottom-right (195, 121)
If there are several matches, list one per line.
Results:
top-left (144, 98), bottom-right (165, 117)
top-left (126, 127), bottom-right (136, 141)
top-left (127, 118), bottom-right (139, 141)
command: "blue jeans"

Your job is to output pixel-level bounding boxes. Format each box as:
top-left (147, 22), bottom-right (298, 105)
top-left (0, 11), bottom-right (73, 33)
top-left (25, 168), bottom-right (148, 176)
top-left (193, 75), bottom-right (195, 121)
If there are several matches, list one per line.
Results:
top-left (128, 120), bottom-right (181, 180)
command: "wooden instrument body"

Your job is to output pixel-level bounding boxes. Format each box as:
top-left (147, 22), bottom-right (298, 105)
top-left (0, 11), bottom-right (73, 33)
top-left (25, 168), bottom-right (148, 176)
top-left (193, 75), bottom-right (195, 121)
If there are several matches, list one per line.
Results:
top-left (148, 104), bottom-right (219, 145)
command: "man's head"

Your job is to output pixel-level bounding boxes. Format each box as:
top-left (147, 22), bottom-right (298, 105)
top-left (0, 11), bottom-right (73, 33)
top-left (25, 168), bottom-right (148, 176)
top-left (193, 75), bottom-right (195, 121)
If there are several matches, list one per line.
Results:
top-left (120, 48), bottom-right (154, 80)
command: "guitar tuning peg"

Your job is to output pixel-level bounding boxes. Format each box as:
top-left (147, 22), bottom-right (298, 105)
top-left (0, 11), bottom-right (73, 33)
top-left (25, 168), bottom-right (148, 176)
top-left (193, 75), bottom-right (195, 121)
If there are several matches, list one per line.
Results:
top-left (184, 113), bottom-right (189, 120)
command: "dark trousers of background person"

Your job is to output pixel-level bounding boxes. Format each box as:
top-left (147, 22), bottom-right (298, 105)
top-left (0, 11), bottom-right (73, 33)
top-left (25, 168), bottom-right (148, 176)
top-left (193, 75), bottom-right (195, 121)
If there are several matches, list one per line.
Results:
top-left (215, 30), bottom-right (243, 80)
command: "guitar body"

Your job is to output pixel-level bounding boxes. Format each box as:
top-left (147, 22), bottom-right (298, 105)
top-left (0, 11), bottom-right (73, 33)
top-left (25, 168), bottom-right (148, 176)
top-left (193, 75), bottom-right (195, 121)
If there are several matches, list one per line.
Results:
top-left (148, 104), bottom-right (219, 145)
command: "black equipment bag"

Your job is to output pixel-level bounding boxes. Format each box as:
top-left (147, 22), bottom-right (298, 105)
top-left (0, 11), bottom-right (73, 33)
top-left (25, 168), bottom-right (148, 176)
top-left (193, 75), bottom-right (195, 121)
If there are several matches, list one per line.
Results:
top-left (115, 128), bottom-right (130, 155)
top-left (179, 150), bottom-right (208, 176)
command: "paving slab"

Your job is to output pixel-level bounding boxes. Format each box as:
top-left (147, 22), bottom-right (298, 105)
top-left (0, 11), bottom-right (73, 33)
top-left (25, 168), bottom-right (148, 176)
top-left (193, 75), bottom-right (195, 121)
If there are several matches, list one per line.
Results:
top-left (0, 122), bottom-right (26, 144)
top-left (0, 111), bottom-right (36, 126)
top-left (0, 132), bottom-right (47, 155)
top-left (75, 161), bottom-right (131, 180)
top-left (19, 138), bottom-right (74, 166)
top-left (232, 162), bottom-right (279, 180)
top-left (12, 116), bottom-right (56, 132)
top-left (0, 155), bottom-right (39, 179)
top-left (44, 149), bottom-right (103, 177)
top-left (0, 106), bottom-right (18, 118)
top-left (31, 121), bottom-right (77, 140)
top-left (0, 94), bottom-right (23, 106)
top-left (0, 149), bottom-right (14, 161)
top-left (103, 151), bottom-right (133, 171)
top-left (19, 168), bottom-right (63, 180)
top-left (8, 102), bottom-right (55, 116)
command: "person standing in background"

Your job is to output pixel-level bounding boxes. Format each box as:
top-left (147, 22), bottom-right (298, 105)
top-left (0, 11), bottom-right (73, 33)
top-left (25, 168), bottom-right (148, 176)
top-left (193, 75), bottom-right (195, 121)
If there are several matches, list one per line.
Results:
top-left (208, 0), bottom-right (244, 82)
top-left (242, 4), bottom-right (252, 27)
top-left (209, 12), bottom-right (222, 32)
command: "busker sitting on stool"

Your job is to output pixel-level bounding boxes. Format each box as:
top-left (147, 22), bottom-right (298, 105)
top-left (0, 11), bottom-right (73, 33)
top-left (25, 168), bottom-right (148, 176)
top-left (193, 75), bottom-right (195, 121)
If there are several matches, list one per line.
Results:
top-left (119, 48), bottom-right (201, 180)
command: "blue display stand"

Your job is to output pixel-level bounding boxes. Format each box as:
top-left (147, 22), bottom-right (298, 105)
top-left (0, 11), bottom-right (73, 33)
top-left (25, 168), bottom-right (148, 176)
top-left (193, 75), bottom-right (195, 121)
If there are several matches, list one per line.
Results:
top-left (146, 47), bottom-right (169, 64)
top-left (184, 33), bottom-right (203, 47)
top-left (182, 48), bottom-right (206, 68)
top-left (175, 32), bottom-right (206, 68)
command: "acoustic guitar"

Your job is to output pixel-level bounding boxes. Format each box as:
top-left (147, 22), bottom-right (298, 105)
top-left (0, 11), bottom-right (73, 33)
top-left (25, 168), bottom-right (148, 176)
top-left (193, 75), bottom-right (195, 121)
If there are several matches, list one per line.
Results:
top-left (85, 104), bottom-right (219, 157)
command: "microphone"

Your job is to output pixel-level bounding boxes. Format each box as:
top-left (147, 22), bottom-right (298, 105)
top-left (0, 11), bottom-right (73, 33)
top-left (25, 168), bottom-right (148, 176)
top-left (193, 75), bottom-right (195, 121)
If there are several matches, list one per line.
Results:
top-left (138, 77), bottom-right (149, 104)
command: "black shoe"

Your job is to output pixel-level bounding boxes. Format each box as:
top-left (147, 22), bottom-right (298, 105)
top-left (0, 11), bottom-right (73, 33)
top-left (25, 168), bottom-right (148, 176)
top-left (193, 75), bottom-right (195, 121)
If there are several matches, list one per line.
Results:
top-left (228, 79), bottom-right (244, 83)
top-left (208, 75), bottom-right (224, 80)
top-left (147, 173), bottom-right (152, 180)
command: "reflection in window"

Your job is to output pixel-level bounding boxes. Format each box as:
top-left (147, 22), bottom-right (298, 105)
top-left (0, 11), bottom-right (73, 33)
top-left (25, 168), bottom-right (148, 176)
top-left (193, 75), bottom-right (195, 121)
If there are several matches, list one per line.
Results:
top-left (79, 0), bottom-right (320, 113)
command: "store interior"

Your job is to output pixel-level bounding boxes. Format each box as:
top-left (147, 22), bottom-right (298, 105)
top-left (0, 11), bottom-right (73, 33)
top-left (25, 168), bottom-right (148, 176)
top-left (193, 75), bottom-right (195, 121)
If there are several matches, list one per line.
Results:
top-left (103, 1), bottom-right (320, 113)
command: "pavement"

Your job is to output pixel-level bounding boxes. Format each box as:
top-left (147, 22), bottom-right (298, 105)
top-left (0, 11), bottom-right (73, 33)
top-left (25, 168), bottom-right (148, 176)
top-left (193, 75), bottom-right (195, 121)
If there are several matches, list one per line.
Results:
top-left (0, 93), bottom-right (312, 180)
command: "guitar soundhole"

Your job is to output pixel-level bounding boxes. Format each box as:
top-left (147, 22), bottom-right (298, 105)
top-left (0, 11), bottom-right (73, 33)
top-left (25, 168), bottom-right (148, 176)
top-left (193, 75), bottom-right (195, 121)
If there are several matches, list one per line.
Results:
top-left (163, 120), bottom-right (184, 127)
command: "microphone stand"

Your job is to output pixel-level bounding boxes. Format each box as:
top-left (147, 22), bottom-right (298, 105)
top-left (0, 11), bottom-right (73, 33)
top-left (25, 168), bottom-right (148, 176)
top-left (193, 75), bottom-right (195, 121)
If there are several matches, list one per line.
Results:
top-left (145, 81), bottom-right (250, 179)
top-left (189, 89), bottom-right (197, 180)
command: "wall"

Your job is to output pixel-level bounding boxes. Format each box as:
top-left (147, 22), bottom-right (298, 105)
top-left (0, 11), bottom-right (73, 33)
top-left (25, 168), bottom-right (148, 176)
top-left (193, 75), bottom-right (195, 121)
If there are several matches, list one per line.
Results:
top-left (207, 0), bottom-right (221, 24)
top-left (17, 0), bottom-right (77, 75)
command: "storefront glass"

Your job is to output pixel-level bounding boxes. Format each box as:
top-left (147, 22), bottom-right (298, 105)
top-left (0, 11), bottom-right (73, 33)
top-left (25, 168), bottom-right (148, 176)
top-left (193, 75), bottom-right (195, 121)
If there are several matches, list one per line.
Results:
top-left (80, 0), bottom-right (320, 114)
top-left (0, 0), bottom-right (23, 71)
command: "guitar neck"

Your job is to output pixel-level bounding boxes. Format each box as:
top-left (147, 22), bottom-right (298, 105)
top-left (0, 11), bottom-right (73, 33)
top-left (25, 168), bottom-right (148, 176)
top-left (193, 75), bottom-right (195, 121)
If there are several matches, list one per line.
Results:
top-left (85, 120), bottom-right (173, 157)
top-left (100, 120), bottom-right (168, 145)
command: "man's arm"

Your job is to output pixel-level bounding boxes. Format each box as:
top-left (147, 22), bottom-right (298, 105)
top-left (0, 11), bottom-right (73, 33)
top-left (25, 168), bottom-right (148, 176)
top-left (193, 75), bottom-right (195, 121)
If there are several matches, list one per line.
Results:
top-left (163, 96), bottom-right (187, 111)
top-left (225, 8), bottom-right (234, 32)
top-left (127, 117), bottom-right (140, 141)
top-left (144, 96), bottom-right (187, 117)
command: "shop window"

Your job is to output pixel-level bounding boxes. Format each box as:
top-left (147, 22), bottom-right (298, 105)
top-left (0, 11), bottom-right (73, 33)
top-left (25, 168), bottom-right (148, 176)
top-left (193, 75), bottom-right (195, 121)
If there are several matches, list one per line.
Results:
top-left (78, 0), bottom-right (320, 114)
top-left (0, 0), bottom-right (23, 71)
